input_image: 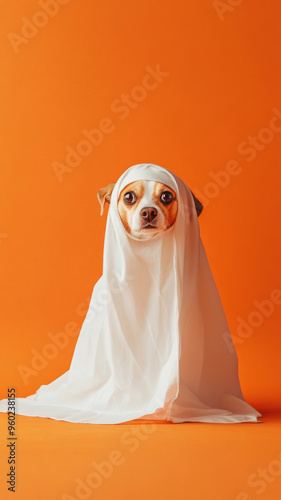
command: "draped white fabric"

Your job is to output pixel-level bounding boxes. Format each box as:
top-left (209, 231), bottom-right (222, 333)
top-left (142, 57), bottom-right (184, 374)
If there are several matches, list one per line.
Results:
top-left (0, 164), bottom-right (261, 423)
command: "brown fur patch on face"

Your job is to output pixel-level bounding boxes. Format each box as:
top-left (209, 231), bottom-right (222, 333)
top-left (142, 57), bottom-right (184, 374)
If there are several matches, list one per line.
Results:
top-left (117, 181), bottom-right (144, 234)
top-left (153, 183), bottom-right (178, 229)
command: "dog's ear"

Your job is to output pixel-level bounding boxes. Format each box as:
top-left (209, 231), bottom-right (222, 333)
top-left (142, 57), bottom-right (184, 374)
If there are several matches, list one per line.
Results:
top-left (97, 182), bottom-right (116, 215)
top-left (190, 190), bottom-right (203, 217)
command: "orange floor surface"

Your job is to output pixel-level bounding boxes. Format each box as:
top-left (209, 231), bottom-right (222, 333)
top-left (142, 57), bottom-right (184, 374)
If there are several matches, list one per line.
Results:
top-left (0, 410), bottom-right (281, 500)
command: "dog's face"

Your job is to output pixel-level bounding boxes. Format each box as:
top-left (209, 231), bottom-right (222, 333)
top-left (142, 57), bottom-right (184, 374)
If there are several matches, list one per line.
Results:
top-left (117, 180), bottom-right (178, 239)
top-left (98, 179), bottom-right (203, 240)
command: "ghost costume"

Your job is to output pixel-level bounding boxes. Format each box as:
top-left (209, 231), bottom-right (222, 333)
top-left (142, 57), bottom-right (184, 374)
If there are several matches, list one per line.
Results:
top-left (0, 164), bottom-right (261, 423)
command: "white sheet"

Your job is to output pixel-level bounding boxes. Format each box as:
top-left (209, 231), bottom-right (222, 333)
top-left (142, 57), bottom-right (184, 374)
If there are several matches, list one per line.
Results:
top-left (0, 164), bottom-right (261, 423)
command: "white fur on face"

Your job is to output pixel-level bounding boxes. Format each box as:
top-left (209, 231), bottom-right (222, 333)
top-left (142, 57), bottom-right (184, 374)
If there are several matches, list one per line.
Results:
top-left (130, 181), bottom-right (166, 239)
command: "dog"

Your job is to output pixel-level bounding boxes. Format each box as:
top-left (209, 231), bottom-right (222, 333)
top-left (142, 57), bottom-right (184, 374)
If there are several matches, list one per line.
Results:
top-left (98, 180), bottom-right (203, 240)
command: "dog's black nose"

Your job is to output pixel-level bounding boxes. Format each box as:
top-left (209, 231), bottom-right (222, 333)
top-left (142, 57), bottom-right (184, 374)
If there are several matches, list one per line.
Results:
top-left (140, 207), bottom-right (158, 222)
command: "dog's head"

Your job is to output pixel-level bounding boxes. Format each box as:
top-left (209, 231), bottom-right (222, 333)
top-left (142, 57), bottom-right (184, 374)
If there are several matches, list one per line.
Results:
top-left (98, 180), bottom-right (203, 240)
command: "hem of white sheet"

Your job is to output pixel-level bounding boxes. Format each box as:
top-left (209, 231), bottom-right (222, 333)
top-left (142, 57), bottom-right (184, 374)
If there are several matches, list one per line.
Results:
top-left (0, 400), bottom-right (262, 424)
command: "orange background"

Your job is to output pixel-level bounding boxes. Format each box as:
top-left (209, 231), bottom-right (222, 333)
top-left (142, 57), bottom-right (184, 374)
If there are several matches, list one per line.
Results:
top-left (1, 0), bottom-right (281, 413)
top-left (1, 2), bottom-right (281, 500)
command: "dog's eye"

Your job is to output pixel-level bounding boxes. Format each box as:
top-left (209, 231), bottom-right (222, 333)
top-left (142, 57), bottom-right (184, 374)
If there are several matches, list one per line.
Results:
top-left (123, 191), bottom-right (136, 205)
top-left (160, 191), bottom-right (173, 205)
